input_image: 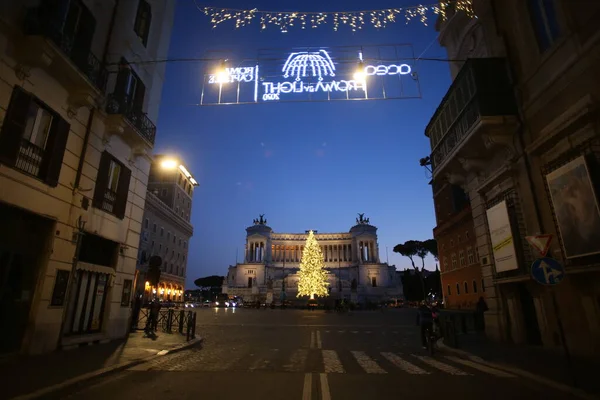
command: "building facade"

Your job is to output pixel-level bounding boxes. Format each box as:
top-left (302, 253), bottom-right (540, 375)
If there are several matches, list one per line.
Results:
top-left (0, 0), bottom-right (175, 354)
top-left (136, 155), bottom-right (196, 302)
top-left (426, 0), bottom-right (600, 356)
top-left (432, 182), bottom-right (483, 309)
top-left (223, 215), bottom-right (403, 304)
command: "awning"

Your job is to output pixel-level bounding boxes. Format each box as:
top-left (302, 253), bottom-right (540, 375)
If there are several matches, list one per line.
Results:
top-left (76, 261), bottom-right (116, 276)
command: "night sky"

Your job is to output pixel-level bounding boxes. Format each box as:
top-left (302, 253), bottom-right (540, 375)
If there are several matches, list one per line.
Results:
top-left (154, 0), bottom-right (452, 287)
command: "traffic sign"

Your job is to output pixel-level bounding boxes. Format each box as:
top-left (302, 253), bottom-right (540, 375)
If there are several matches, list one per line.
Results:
top-left (526, 234), bottom-right (553, 257)
top-left (531, 257), bottom-right (565, 285)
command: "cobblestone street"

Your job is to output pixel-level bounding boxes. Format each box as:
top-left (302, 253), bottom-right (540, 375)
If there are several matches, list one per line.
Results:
top-left (57, 308), bottom-right (587, 400)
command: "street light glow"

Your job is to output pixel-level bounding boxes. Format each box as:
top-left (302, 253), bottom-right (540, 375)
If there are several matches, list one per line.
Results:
top-left (161, 159), bottom-right (178, 169)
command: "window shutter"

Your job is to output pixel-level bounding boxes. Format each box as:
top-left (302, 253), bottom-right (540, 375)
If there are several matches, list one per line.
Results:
top-left (0, 86), bottom-right (32, 166)
top-left (92, 151), bottom-right (111, 209)
top-left (113, 61), bottom-right (131, 111)
top-left (113, 165), bottom-right (131, 219)
top-left (40, 115), bottom-right (70, 187)
top-left (71, 5), bottom-right (96, 74)
top-left (132, 79), bottom-right (146, 112)
top-left (142, 2), bottom-right (152, 46)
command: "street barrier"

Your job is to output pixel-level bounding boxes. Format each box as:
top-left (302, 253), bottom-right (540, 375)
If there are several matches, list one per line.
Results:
top-left (134, 308), bottom-right (197, 341)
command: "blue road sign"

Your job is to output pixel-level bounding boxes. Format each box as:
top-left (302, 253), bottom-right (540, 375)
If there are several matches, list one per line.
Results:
top-left (531, 257), bottom-right (565, 285)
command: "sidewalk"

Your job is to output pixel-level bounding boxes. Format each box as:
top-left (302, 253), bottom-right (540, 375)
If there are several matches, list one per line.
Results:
top-left (1, 331), bottom-right (200, 400)
top-left (439, 332), bottom-right (600, 398)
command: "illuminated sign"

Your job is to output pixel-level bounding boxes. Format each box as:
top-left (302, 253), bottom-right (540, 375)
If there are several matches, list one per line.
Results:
top-left (200, 44), bottom-right (421, 105)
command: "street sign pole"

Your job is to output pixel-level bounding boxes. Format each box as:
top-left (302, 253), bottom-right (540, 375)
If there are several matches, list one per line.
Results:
top-left (549, 288), bottom-right (576, 387)
top-left (526, 236), bottom-right (576, 388)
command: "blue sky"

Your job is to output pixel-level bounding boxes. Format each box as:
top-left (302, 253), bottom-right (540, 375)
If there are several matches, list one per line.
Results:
top-left (155, 0), bottom-right (451, 288)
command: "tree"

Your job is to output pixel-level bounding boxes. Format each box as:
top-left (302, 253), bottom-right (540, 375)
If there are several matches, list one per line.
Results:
top-left (423, 239), bottom-right (438, 261)
top-left (194, 275), bottom-right (224, 290)
top-left (297, 230), bottom-right (329, 300)
top-left (393, 239), bottom-right (437, 299)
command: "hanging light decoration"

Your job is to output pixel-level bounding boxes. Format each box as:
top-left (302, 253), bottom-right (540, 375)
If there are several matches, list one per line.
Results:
top-left (198, 1), bottom-right (474, 33)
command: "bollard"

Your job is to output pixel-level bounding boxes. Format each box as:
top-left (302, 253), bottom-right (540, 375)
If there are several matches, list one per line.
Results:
top-left (191, 311), bottom-right (197, 339)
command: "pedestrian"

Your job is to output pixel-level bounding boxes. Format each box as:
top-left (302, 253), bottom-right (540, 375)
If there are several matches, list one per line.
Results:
top-left (475, 296), bottom-right (488, 331)
top-left (416, 301), bottom-right (434, 349)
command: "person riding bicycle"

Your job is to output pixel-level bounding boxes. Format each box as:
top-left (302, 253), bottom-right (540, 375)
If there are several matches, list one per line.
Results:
top-left (416, 301), bottom-right (434, 349)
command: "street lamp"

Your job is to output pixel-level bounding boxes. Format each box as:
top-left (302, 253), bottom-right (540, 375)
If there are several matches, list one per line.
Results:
top-left (216, 59), bottom-right (229, 83)
top-left (160, 158), bottom-right (178, 169)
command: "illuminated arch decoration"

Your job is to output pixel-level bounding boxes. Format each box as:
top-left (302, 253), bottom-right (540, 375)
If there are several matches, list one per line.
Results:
top-left (200, 44), bottom-right (421, 106)
top-left (198, 1), bottom-right (475, 32)
top-left (282, 50), bottom-right (336, 81)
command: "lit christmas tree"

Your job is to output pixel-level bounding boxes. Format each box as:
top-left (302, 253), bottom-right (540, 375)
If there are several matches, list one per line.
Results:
top-left (297, 230), bottom-right (329, 300)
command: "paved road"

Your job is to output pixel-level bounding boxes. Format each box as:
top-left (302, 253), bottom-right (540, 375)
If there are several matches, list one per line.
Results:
top-left (63, 308), bottom-right (580, 400)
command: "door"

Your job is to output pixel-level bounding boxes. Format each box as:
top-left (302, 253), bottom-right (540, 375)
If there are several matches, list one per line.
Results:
top-left (64, 270), bottom-right (109, 335)
top-left (0, 205), bottom-right (52, 354)
top-left (517, 284), bottom-right (543, 345)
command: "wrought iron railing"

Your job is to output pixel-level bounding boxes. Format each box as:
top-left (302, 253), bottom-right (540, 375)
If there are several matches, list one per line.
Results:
top-left (16, 139), bottom-right (45, 178)
top-left (100, 189), bottom-right (117, 214)
top-left (106, 94), bottom-right (157, 145)
top-left (22, 7), bottom-right (107, 91)
top-left (426, 58), bottom-right (517, 172)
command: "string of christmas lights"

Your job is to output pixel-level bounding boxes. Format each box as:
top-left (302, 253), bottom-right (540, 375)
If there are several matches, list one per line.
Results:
top-left (197, 1), bottom-right (474, 33)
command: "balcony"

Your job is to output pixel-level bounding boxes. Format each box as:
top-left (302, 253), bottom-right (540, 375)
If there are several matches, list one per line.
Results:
top-left (15, 139), bottom-right (45, 179)
top-left (98, 188), bottom-right (117, 214)
top-left (426, 58), bottom-right (519, 176)
top-left (106, 94), bottom-right (157, 146)
top-left (18, 7), bottom-right (106, 106)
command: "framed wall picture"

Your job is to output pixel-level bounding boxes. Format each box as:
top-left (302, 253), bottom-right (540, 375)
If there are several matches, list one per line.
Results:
top-left (546, 155), bottom-right (600, 258)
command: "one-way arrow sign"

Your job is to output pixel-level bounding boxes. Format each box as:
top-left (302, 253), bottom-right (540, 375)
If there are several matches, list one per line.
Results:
top-left (526, 234), bottom-right (553, 257)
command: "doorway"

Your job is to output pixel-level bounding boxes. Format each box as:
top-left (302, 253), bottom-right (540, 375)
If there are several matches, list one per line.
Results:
top-left (517, 283), bottom-right (543, 345)
top-left (0, 204), bottom-right (53, 354)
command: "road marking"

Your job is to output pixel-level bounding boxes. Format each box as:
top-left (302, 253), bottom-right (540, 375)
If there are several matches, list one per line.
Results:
top-left (337, 330), bottom-right (345, 333)
top-left (445, 356), bottom-right (517, 378)
top-left (365, 331), bottom-right (372, 334)
top-left (322, 350), bottom-right (345, 373)
top-left (351, 351), bottom-right (387, 374)
top-left (350, 331), bottom-right (358, 334)
top-left (320, 373), bottom-right (331, 400)
top-left (412, 355), bottom-right (470, 375)
top-left (284, 349), bottom-right (308, 372)
top-left (381, 352), bottom-right (429, 374)
top-left (316, 330), bottom-right (322, 349)
top-left (303, 373), bottom-right (312, 400)
top-left (310, 331), bottom-right (315, 348)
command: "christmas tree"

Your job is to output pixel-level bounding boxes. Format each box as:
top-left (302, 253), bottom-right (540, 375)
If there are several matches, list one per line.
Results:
top-left (297, 230), bottom-right (329, 300)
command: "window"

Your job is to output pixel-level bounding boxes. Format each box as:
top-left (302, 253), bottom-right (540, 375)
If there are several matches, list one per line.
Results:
top-left (447, 284), bottom-right (451, 296)
top-left (167, 232), bottom-right (170, 240)
top-left (482, 278), bottom-right (486, 292)
top-left (475, 247), bottom-right (480, 262)
top-left (153, 223), bottom-right (157, 233)
top-left (177, 253), bottom-right (180, 260)
top-left (183, 255), bottom-right (186, 263)
top-left (160, 227), bottom-right (164, 237)
top-left (464, 282), bottom-right (469, 294)
top-left (451, 253), bottom-right (457, 269)
top-left (456, 283), bottom-right (460, 295)
top-left (121, 279), bottom-right (133, 306)
top-left (134, 0), bottom-right (152, 46)
top-left (176, 206), bottom-right (179, 214)
top-left (166, 247), bottom-right (169, 255)
top-left (465, 231), bottom-right (470, 239)
top-left (467, 247), bottom-right (475, 265)
top-left (112, 59), bottom-right (146, 118)
top-left (179, 238), bottom-right (182, 246)
top-left (92, 151), bottom-right (131, 219)
top-left (144, 219), bottom-right (149, 229)
top-left (459, 250), bottom-right (465, 266)
top-left (0, 86), bottom-right (70, 186)
top-left (527, 0), bottom-right (561, 52)
top-left (151, 240), bottom-right (155, 248)
top-left (473, 280), bottom-right (478, 293)
top-left (184, 241), bottom-right (187, 249)
top-left (371, 277), bottom-right (377, 287)
top-left (443, 257), bottom-right (449, 271)
top-left (159, 244), bottom-right (162, 252)
top-left (173, 235), bottom-right (177, 244)
top-left (450, 240), bottom-right (454, 247)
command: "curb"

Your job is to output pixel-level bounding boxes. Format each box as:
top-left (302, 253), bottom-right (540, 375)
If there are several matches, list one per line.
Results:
top-left (11, 337), bottom-right (203, 400)
top-left (436, 339), bottom-right (597, 400)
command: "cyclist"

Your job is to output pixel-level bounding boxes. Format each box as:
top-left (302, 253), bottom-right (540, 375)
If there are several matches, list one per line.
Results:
top-left (416, 300), bottom-right (434, 349)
